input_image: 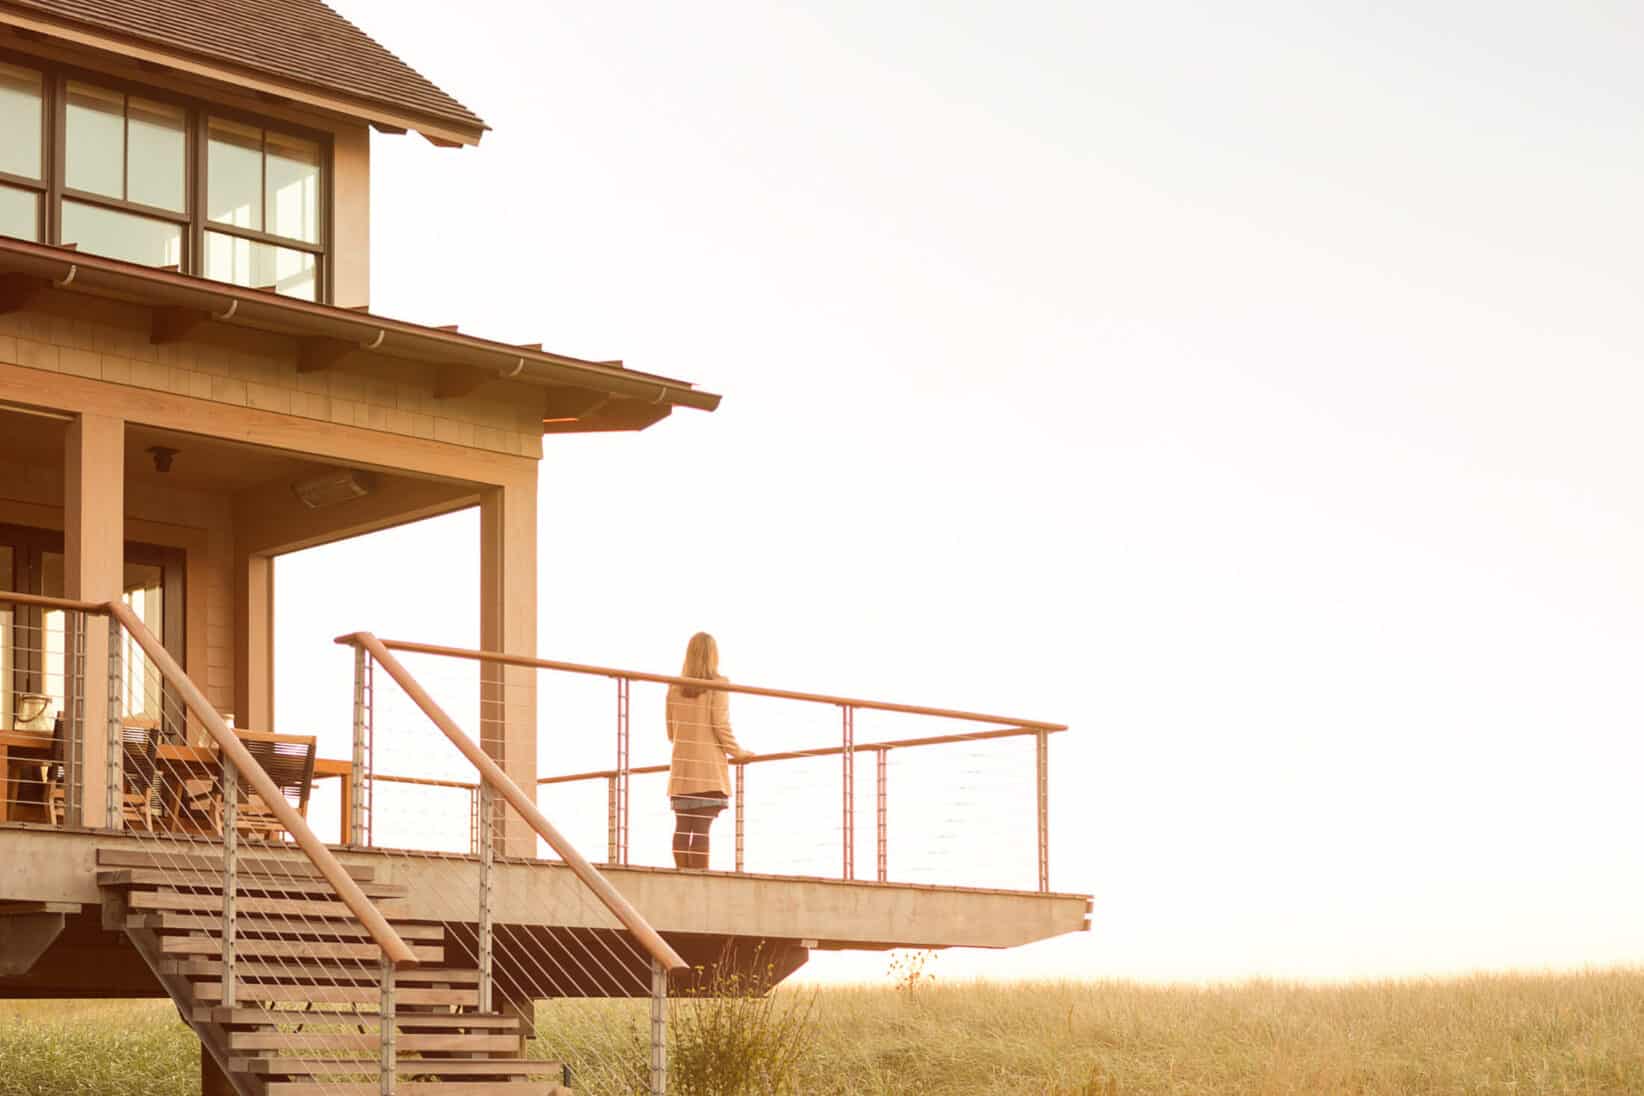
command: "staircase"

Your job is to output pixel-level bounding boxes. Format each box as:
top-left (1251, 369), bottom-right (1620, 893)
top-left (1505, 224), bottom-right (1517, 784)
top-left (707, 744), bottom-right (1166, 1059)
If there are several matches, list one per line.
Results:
top-left (98, 848), bottom-right (573, 1096)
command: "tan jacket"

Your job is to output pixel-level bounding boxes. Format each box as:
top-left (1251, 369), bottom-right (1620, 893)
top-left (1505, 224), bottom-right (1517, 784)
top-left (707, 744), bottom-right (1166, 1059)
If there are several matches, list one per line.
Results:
top-left (666, 678), bottom-right (744, 798)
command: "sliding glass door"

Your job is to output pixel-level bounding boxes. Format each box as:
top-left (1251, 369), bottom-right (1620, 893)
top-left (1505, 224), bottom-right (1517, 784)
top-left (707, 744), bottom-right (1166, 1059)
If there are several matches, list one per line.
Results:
top-left (0, 524), bottom-right (185, 733)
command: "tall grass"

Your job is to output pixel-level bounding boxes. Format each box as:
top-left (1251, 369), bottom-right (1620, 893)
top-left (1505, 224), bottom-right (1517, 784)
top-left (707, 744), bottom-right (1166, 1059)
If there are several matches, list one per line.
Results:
top-left (2, 969), bottom-right (1642, 1094)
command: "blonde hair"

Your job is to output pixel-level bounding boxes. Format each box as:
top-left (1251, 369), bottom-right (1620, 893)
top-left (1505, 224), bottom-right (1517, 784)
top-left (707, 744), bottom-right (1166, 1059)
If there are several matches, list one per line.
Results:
top-left (678, 632), bottom-right (719, 698)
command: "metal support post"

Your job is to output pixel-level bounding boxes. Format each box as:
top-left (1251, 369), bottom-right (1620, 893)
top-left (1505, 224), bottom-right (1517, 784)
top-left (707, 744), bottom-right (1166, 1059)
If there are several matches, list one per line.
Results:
top-left (875, 748), bottom-right (888, 883)
top-left (477, 783), bottom-right (495, 1013)
top-left (221, 756), bottom-right (238, 1008)
top-left (64, 611), bottom-right (85, 826)
top-left (105, 617), bottom-right (122, 830)
top-left (733, 763), bottom-right (745, 874)
top-left (841, 705), bottom-right (855, 880)
top-left (1036, 729), bottom-right (1049, 893)
top-left (649, 959), bottom-right (668, 1096)
top-left (469, 786), bottom-right (482, 857)
top-left (350, 645), bottom-right (371, 846)
top-left (606, 776), bottom-right (619, 864)
top-left (379, 953), bottom-right (397, 1096)
top-left (615, 678), bottom-right (631, 866)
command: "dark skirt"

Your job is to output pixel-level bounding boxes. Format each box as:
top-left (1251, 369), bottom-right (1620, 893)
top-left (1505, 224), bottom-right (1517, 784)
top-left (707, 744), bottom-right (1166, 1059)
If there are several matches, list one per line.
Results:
top-left (670, 793), bottom-right (728, 817)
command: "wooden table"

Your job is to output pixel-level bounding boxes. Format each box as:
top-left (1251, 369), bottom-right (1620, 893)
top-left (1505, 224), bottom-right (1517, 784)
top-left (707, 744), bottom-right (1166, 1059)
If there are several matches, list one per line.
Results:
top-left (0, 731), bottom-right (55, 823)
top-left (154, 743), bottom-right (354, 845)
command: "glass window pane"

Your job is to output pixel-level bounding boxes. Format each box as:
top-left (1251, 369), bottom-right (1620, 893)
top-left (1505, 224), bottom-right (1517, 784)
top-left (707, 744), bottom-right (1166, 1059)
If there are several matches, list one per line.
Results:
top-left (62, 200), bottom-right (183, 268)
top-left (65, 82), bottom-right (125, 199)
top-left (0, 544), bottom-right (12, 731)
top-left (0, 62), bottom-right (43, 180)
top-left (205, 231), bottom-right (316, 300)
top-left (266, 132), bottom-right (320, 244)
top-left (207, 118), bottom-right (262, 230)
top-left (126, 97), bottom-right (186, 212)
top-left (122, 563), bottom-right (163, 718)
top-left (0, 185), bottom-right (38, 241)
top-left (40, 551), bottom-right (63, 725)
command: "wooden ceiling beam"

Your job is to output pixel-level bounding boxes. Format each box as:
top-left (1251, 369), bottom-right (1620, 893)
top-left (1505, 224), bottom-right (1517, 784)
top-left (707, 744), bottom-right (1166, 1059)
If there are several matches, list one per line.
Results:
top-left (296, 337), bottom-right (357, 374)
top-left (541, 396), bottom-right (672, 434)
top-left (149, 305), bottom-right (211, 345)
top-left (433, 365), bottom-right (490, 400)
top-left (0, 273), bottom-right (46, 315)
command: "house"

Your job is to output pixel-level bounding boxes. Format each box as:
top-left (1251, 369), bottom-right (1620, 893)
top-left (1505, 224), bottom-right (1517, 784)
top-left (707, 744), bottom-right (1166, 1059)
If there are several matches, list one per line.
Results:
top-left (0, 3), bottom-right (1088, 1093)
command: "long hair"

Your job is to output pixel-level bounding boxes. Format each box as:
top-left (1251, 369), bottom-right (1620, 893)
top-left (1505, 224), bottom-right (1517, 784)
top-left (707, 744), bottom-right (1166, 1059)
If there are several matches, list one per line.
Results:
top-left (677, 632), bottom-right (719, 698)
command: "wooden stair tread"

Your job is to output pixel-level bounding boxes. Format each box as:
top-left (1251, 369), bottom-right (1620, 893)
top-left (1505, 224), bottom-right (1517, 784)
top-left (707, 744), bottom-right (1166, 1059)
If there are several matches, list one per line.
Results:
top-left (165, 959), bottom-right (479, 983)
top-left (193, 984), bottom-right (476, 1006)
top-left (99, 869), bottom-right (408, 899)
top-left (128, 891), bottom-right (409, 919)
top-left (228, 1031), bottom-right (519, 1052)
top-left (161, 936), bottom-right (444, 962)
top-left (129, 911), bottom-right (444, 939)
top-left (238, 1057), bottom-right (562, 1077)
top-left (208, 1008), bottom-right (521, 1029)
top-left (97, 848), bottom-right (379, 882)
top-left (266, 1083), bottom-right (565, 1095)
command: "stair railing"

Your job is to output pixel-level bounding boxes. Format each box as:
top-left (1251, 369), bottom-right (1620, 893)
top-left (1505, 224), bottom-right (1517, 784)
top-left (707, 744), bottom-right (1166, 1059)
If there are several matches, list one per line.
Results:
top-left (110, 603), bottom-right (418, 969)
top-left (340, 631), bottom-right (689, 1096)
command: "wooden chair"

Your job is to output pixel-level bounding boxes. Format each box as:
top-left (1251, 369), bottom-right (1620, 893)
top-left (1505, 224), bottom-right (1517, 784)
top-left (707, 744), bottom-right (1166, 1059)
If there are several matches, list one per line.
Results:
top-left (184, 729), bottom-right (317, 843)
top-left (47, 716), bottom-right (161, 829)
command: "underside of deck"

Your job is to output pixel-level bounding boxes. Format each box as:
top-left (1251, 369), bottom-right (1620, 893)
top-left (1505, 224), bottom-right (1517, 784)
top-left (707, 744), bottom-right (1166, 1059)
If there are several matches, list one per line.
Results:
top-left (0, 825), bottom-right (1091, 1000)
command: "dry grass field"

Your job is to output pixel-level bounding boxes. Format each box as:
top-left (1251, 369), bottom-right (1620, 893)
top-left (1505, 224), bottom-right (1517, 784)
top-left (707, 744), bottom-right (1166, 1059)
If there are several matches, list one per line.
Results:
top-left (0, 968), bottom-right (1640, 1094)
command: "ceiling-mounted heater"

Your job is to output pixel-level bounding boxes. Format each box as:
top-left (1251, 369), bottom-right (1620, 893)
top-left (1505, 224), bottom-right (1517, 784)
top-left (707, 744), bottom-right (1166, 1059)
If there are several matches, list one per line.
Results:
top-left (291, 468), bottom-right (376, 509)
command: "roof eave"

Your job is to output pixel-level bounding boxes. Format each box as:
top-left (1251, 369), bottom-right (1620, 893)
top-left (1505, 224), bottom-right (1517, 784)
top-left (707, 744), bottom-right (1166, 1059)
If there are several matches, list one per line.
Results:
top-left (0, 239), bottom-right (721, 431)
top-left (0, 5), bottom-right (488, 145)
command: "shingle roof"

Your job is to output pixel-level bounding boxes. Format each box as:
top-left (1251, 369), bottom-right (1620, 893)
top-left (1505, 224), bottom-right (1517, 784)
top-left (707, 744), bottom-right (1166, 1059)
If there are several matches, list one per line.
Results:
top-left (1, 0), bottom-right (486, 137)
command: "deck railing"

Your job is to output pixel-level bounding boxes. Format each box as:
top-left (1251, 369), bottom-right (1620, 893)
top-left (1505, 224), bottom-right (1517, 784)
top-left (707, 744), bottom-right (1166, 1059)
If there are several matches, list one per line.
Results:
top-left (351, 636), bottom-right (1068, 894)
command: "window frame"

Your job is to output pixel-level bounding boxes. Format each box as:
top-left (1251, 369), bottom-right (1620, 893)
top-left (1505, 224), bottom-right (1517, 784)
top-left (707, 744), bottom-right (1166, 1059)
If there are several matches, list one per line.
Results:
top-left (0, 47), bottom-right (332, 302)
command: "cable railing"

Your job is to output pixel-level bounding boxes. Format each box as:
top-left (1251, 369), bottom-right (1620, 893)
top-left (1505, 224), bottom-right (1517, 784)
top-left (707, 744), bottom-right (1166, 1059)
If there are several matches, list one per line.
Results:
top-left (352, 637), bottom-right (1067, 894)
top-left (339, 631), bottom-right (686, 1096)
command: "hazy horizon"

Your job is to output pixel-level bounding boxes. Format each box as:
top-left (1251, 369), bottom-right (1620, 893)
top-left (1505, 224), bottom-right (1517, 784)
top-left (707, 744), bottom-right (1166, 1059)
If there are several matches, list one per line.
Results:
top-left (276, 0), bottom-right (1644, 986)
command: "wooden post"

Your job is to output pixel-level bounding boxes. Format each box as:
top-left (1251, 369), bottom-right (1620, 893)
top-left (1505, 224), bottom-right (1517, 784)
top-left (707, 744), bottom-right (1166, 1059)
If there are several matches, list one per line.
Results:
top-left (479, 479), bottom-right (538, 857)
top-left (64, 413), bottom-right (123, 828)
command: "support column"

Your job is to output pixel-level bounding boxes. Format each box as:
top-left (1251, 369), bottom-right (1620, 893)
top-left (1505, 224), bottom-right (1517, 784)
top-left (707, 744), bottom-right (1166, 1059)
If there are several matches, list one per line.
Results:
top-left (479, 476), bottom-right (537, 857)
top-left (64, 413), bottom-right (122, 828)
top-left (233, 552), bottom-right (274, 733)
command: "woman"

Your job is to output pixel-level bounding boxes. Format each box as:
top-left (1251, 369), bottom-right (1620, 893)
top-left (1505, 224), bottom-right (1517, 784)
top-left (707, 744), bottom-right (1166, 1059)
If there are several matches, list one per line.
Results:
top-left (665, 632), bottom-right (753, 869)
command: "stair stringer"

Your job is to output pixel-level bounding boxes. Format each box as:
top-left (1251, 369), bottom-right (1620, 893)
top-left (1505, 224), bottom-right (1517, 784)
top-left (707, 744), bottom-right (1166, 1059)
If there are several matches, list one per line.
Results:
top-left (117, 913), bottom-right (264, 1096)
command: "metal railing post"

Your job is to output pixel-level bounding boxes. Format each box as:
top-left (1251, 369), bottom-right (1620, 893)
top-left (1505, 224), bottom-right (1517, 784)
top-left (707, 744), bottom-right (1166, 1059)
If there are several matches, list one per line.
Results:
top-left (650, 959), bottom-right (668, 1096)
top-left (841, 705), bottom-right (855, 880)
top-left (221, 755), bottom-right (238, 1008)
top-left (615, 677), bottom-right (631, 866)
top-left (105, 616), bottom-right (122, 830)
top-left (477, 783), bottom-right (494, 1013)
top-left (350, 644), bottom-right (371, 846)
top-left (875, 748), bottom-right (888, 883)
top-left (379, 952), bottom-right (397, 1095)
top-left (1036, 729), bottom-right (1049, 893)
top-left (469, 785), bottom-right (482, 857)
top-left (65, 611), bottom-right (85, 826)
top-left (733, 762), bottom-right (745, 874)
top-left (606, 776), bottom-right (619, 864)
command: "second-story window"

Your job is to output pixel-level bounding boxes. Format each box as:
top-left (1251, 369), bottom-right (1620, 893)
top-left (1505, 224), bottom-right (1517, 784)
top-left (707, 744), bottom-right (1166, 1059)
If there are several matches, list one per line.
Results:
top-left (0, 62), bottom-right (43, 242)
top-left (0, 56), bottom-right (328, 302)
top-left (205, 119), bottom-right (321, 301)
top-left (63, 82), bottom-right (186, 269)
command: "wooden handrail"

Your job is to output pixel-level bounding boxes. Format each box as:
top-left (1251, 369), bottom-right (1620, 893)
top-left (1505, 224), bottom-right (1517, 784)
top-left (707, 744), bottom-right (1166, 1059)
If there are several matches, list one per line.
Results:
top-left (538, 724), bottom-right (1063, 785)
top-left (0, 590), bottom-right (108, 614)
top-left (342, 633), bottom-right (689, 973)
top-left (108, 603), bottom-right (419, 969)
top-left (358, 636), bottom-right (1068, 732)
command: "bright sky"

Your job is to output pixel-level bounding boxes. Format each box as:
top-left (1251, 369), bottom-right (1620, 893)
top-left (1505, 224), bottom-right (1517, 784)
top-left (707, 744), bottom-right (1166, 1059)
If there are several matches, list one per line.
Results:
top-left (276, 1), bottom-right (1644, 984)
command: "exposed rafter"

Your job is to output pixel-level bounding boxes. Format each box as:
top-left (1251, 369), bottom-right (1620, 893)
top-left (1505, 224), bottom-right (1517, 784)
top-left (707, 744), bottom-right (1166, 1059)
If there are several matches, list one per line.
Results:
top-left (296, 337), bottom-right (357, 374)
top-left (150, 306), bottom-right (210, 345)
